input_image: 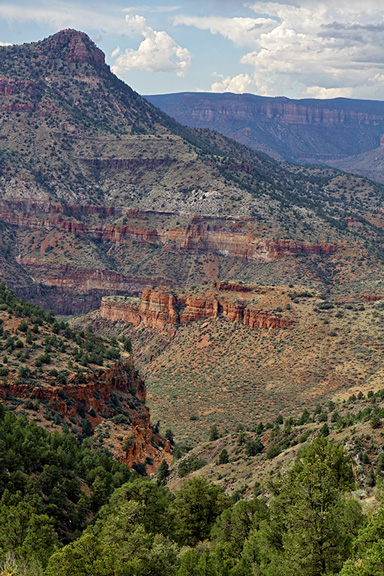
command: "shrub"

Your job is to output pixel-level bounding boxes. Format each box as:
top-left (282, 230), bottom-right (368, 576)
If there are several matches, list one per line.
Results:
top-left (178, 455), bottom-right (207, 478)
top-left (209, 425), bottom-right (219, 441)
top-left (371, 413), bottom-right (381, 429)
top-left (245, 440), bottom-right (264, 456)
top-left (218, 449), bottom-right (229, 464)
top-left (266, 444), bottom-right (281, 459)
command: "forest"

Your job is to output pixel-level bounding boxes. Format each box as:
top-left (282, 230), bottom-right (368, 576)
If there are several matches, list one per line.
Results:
top-left (0, 404), bottom-right (382, 576)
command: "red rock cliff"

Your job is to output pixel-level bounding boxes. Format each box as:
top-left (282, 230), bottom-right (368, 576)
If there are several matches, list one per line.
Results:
top-left (100, 287), bottom-right (292, 332)
top-left (0, 360), bottom-right (169, 471)
top-left (0, 201), bottom-right (338, 261)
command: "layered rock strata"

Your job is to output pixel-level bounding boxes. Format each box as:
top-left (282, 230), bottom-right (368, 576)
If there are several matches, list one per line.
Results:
top-left (0, 201), bottom-right (338, 262)
top-left (100, 288), bottom-right (292, 331)
top-left (0, 360), bottom-right (170, 471)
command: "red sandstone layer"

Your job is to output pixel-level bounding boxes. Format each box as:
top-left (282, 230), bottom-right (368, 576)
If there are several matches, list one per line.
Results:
top-left (0, 201), bottom-right (338, 262)
top-left (0, 360), bottom-right (169, 470)
top-left (100, 288), bottom-right (292, 332)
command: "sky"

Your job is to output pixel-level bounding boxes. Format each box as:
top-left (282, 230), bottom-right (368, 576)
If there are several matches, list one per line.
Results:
top-left (1, 0), bottom-right (384, 100)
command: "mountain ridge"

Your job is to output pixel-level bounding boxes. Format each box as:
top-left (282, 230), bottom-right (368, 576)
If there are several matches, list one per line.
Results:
top-left (146, 91), bottom-right (384, 180)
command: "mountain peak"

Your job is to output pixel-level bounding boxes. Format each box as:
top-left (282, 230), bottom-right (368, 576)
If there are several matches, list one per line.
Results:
top-left (41, 28), bottom-right (105, 66)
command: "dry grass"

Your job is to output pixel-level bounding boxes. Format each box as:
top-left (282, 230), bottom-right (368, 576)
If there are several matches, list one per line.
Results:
top-left (85, 283), bottom-right (384, 443)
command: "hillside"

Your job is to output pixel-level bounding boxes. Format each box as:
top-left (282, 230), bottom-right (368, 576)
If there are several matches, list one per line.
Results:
top-left (2, 31), bottom-right (384, 314)
top-left (3, 410), bottom-right (381, 576)
top-left (331, 145), bottom-right (384, 184)
top-left (72, 281), bottom-right (384, 443)
top-left (0, 283), bottom-right (170, 474)
top-left (166, 389), bottom-right (384, 501)
top-left (147, 91), bottom-right (384, 182)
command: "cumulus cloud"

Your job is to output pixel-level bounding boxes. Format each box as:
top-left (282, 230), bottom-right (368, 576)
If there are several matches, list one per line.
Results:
top-left (304, 86), bottom-right (354, 99)
top-left (172, 15), bottom-right (277, 49)
top-left (211, 73), bottom-right (255, 93)
top-left (0, 41), bottom-right (12, 46)
top-left (111, 14), bottom-right (191, 77)
top-left (175, 0), bottom-right (384, 98)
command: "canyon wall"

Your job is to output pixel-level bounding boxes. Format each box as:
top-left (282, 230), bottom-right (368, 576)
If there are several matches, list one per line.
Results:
top-left (0, 200), bottom-right (338, 315)
top-left (0, 359), bottom-right (170, 470)
top-left (147, 92), bottom-right (384, 163)
top-left (0, 201), bottom-right (338, 262)
top-left (100, 288), bottom-right (292, 332)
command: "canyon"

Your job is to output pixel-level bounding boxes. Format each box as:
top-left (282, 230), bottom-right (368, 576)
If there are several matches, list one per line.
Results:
top-left (2, 29), bottom-right (384, 446)
top-left (146, 92), bottom-right (384, 181)
top-left (1, 29), bottom-right (384, 319)
top-left (0, 199), bottom-right (342, 314)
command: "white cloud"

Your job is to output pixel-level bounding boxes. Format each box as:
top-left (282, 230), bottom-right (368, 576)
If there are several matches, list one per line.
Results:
top-left (0, 2), bottom-right (127, 36)
top-left (172, 15), bottom-right (278, 48)
top-left (304, 86), bottom-right (354, 99)
top-left (211, 73), bottom-right (255, 93)
top-left (111, 14), bottom-right (191, 77)
top-left (0, 41), bottom-right (12, 46)
top-left (111, 46), bottom-right (120, 58)
top-left (123, 6), bottom-right (182, 14)
top-left (174, 0), bottom-right (384, 99)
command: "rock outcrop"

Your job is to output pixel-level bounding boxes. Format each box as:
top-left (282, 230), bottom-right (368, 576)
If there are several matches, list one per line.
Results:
top-left (100, 287), bottom-right (293, 332)
top-left (361, 294), bottom-right (383, 302)
top-left (0, 359), bottom-right (170, 471)
top-left (82, 157), bottom-right (175, 170)
top-left (43, 28), bottom-right (105, 66)
top-left (213, 281), bottom-right (253, 292)
top-left (0, 201), bottom-right (338, 262)
top-left (17, 260), bottom-right (168, 295)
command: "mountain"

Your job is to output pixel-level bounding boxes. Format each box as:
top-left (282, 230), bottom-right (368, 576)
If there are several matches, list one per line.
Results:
top-left (146, 92), bottom-right (384, 181)
top-left (330, 145), bottom-right (384, 184)
top-left (1, 30), bottom-right (384, 316)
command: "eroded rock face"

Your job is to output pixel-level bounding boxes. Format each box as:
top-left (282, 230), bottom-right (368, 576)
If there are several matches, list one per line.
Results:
top-left (100, 287), bottom-right (293, 332)
top-left (0, 200), bottom-right (338, 315)
top-left (180, 296), bottom-right (219, 323)
top-left (146, 92), bottom-right (384, 164)
top-left (140, 288), bottom-right (179, 326)
top-left (0, 200), bottom-right (338, 260)
top-left (361, 294), bottom-right (383, 302)
top-left (213, 281), bottom-right (253, 292)
top-left (0, 360), bottom-right (169, 471)
top-left (0, 76), bottom-right (41, 98)
top-left (44, 28), bottom-right (105, 66)
top-left (81, 158), bottom-right (175, 170)
top-left (18, 260), bottom-right (163, 295)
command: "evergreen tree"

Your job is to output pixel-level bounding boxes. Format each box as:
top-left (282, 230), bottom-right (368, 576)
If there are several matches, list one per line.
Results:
top-left (157, 460), bottom-right (170, 486)
top-left (172, 478), bottom-right (229, 546)
top-left (257, 438), bottom-right (363, 576)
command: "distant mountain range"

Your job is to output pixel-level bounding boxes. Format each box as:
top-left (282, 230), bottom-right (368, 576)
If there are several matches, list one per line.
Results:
top-left (146, 92), bottom-right (384, 183)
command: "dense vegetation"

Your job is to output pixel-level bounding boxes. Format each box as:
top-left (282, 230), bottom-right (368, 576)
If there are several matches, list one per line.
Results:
top-left (0, 405), bottom-right (132, 575)
top-left (0, 282), bottom-right (122, 382)
top-left (1, 404), bottom-right (384, 576)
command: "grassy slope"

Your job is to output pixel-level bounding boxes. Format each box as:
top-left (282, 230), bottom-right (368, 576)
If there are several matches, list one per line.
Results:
top-left (166, 391), bottom-right (384, 507)
top-left (78, 281), bottom-right (384, 443)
